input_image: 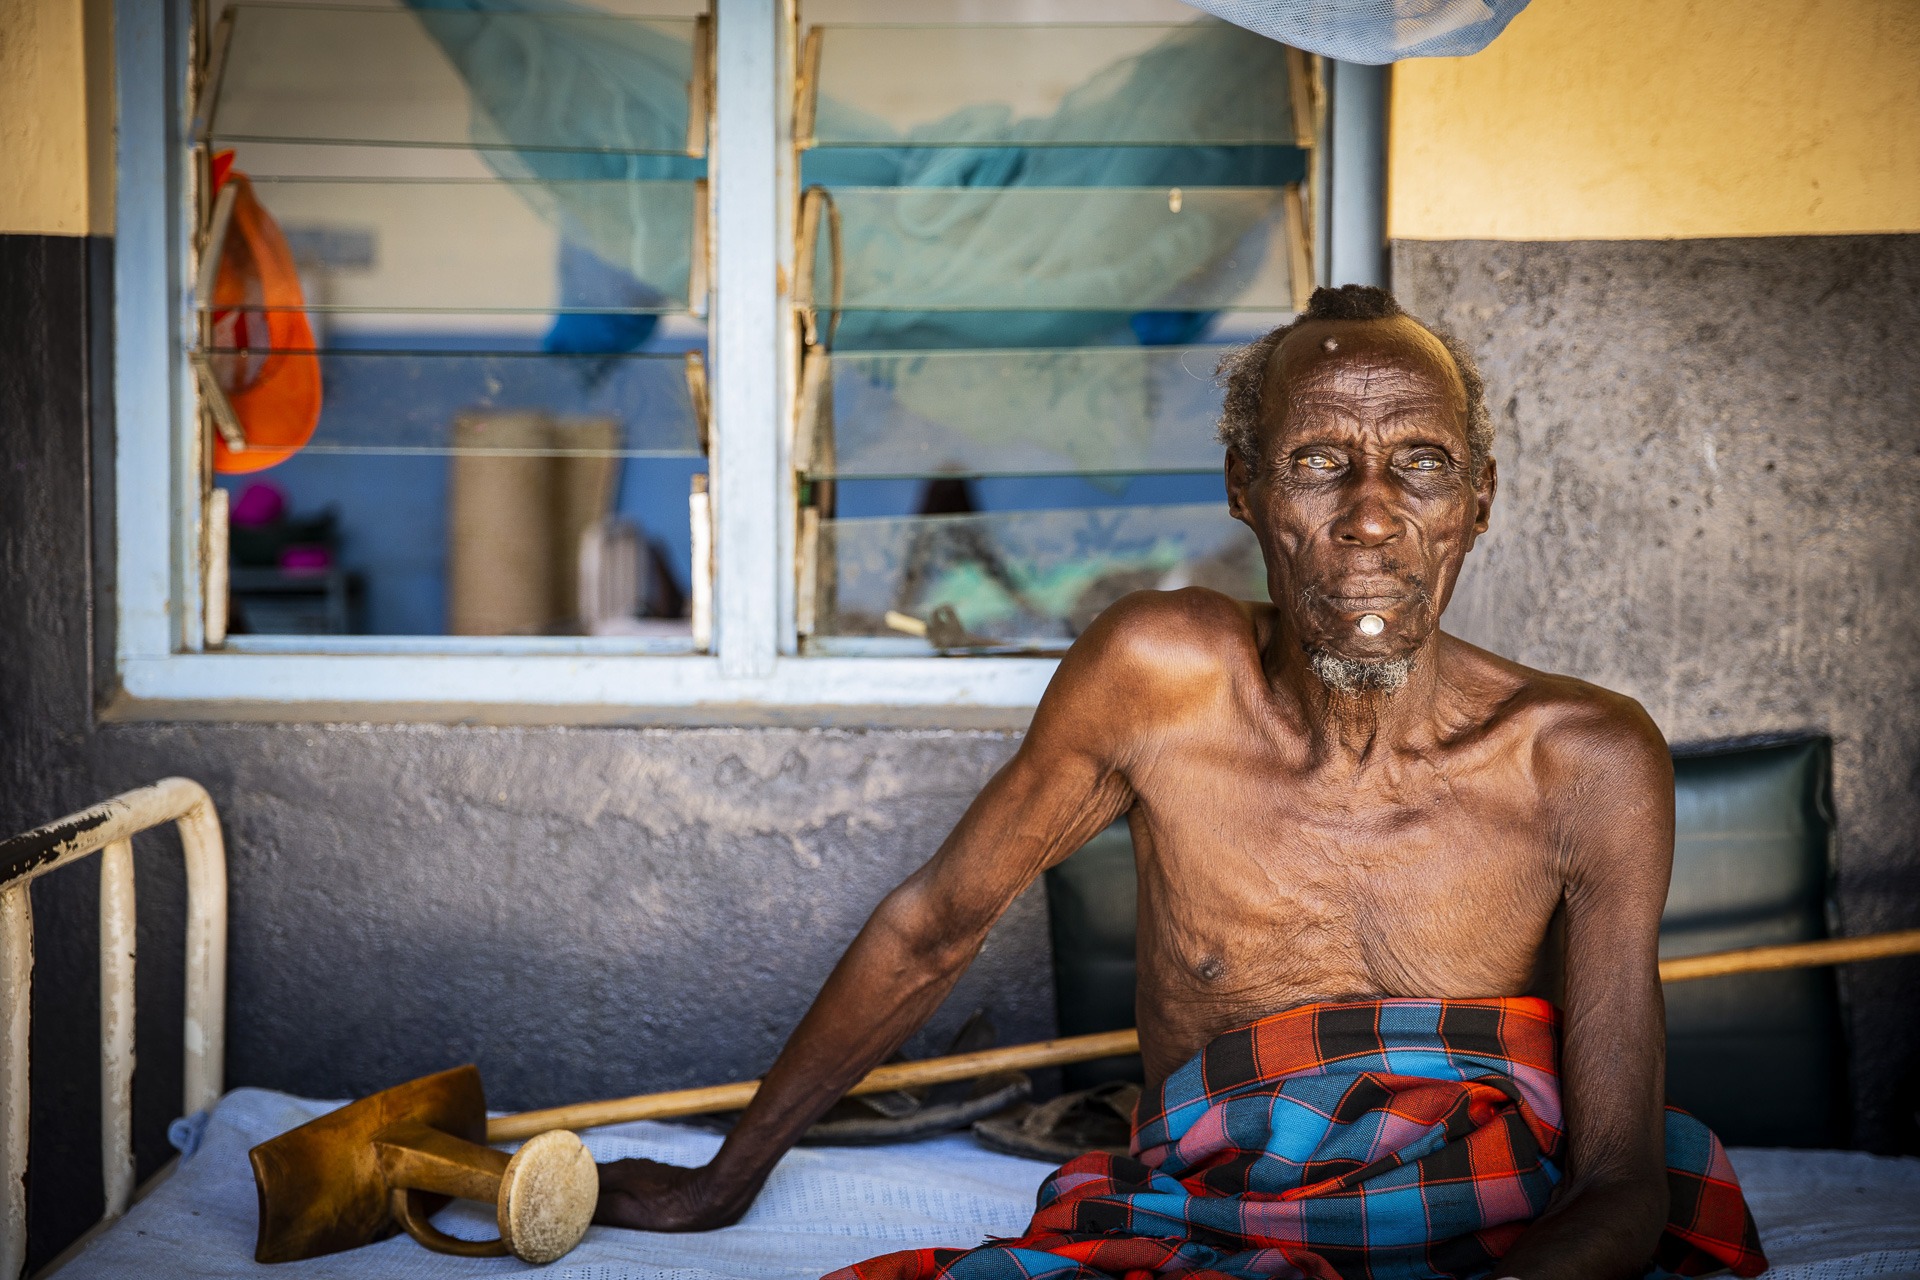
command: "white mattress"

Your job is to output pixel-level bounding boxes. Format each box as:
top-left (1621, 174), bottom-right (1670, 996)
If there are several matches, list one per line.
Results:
top-left (50, 1088), bottom-right (1920, 1280)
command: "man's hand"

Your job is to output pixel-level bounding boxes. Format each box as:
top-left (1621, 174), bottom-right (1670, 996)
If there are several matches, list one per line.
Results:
top-left (594, 1157), bottom-right (749, 1232)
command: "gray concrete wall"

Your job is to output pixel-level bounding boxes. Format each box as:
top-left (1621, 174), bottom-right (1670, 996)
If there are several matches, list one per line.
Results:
top-left (1396, 233), bottom-right (1920, 1150)
top-left (89, 722), bottom-right (1044, 1110)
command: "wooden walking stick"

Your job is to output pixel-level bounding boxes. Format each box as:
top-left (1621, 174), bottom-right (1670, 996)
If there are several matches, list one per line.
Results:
top-left (1654, 928), bottom-right (1920, 982)
top-left (486, 927), bottom-right (1920, 1142)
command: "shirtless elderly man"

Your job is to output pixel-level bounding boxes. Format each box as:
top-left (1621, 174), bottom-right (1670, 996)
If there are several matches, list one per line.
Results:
top-left (598, 287), bottom-right (1764, 1280)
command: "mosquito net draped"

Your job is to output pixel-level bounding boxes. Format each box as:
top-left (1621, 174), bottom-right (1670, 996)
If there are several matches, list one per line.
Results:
top-left (400, 0), bottom-right (1524, 475)
top-left (1183, 0), bottom-right (1530, 63)
top-left (405, 2), bottom-right (1295, 352)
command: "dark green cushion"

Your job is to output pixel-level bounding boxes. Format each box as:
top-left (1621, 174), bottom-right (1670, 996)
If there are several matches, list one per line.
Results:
top-left (1665, 738), bottom-right (1843, 1145)
top-left (1044, 737), bottom-right (1843, 1144)
top-left (1043, 821), bottom-right (1142, 1090)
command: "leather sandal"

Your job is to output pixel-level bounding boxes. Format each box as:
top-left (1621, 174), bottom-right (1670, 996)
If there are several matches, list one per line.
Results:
top-left (970, 1080), bottom-right (1141, 1162)
top-left (689, 1009), bottom-right (1032, 1147)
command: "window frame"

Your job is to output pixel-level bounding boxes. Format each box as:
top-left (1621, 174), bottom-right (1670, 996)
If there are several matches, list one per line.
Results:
top-left (108, 0), bottom-right (1383, 727)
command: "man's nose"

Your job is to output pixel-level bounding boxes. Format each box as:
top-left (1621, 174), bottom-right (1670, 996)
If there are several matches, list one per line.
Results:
top-left (1332, 469), bottom-right (1403, 546)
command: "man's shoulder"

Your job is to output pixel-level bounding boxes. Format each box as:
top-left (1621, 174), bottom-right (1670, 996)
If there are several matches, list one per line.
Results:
top-left (1039, 589), bottom-right (1259, 725)
top-left (1073, 587), bottom-right (1260, 679)
top-left (1444, 637), bottom-right (1671, 799)
top-left (1023, 589), bottom-right (1256, 754)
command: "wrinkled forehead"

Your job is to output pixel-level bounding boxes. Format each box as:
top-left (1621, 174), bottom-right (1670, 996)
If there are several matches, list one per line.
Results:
top-left (1261, 315), bottom-right (1469, 442)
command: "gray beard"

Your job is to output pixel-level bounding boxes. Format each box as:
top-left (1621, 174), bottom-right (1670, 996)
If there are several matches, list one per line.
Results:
top-left (1308, 649), bottom-right (1415, 694)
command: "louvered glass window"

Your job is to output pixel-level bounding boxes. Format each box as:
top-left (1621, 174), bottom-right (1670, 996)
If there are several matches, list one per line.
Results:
top-left (194, 2), bottom-right (714, 646)
top-left (126, 0), bottom-right (1349, 713)
top-left (790, 5), bottom-right (1318, 655)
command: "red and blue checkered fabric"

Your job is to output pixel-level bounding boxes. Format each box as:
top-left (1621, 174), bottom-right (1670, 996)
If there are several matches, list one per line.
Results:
top-left (826, 998), bottom-right (1766, 1280)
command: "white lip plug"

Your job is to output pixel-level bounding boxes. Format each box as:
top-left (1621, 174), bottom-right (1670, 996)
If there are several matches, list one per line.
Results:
top-left (1357, 614), bottom-right (1386, 637)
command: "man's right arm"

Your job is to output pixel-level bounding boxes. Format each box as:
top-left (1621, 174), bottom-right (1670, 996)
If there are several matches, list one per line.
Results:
top-left (595, 606), bottom-right (1155, 1231)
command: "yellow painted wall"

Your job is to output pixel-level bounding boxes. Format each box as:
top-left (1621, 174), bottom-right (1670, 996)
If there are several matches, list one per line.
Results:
top-left (1390, 0), bottom-right (1920, 240)
top-left (0, 0), bottom-right (112, 236)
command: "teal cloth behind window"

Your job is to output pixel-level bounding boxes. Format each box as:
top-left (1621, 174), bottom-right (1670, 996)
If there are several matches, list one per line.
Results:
top-left (403, 2), bottom-right (1302, 353)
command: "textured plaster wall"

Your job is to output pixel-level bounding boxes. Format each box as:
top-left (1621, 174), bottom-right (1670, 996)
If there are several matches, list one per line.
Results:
top-left (1390, 0), bottom-right (1920, 240)
top-left (89, 722), bottom-right (1045, 1111)
top-left (1395, 233), bottom-right (1920, 1148)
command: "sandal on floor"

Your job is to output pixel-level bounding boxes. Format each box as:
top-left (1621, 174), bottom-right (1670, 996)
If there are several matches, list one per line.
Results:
top-left (798, 1009), bottom-right (1029, 1146)
top-left (971, 1080), bottom-right (1141, 1162)
top-left (796, 1067), bottom-right (1031, 1146)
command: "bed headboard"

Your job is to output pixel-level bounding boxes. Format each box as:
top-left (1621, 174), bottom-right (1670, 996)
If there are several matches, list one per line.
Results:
top-left (0, 779), bottom-right (229, 1280)
top-left (1044, 736), bottom-right (1845, 1147)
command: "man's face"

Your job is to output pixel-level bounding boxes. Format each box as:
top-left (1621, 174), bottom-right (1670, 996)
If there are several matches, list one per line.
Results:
top-left (1225, 316), bottom-right (1495, 675)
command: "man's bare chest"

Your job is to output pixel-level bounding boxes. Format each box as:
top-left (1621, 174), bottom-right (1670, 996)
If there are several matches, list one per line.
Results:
top-left (1124, 739), bottom-right (1565, 1011)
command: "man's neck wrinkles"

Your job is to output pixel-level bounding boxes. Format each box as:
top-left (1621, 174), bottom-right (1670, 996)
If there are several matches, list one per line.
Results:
top-left (1259, 630), bottom-right (1447, 765)
top-left (1308, 683), bottom-right (1432, 766)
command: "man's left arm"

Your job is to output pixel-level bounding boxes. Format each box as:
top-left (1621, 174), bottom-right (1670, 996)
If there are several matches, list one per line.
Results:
top-left (1496, 698), bottom-right (1676, 1280)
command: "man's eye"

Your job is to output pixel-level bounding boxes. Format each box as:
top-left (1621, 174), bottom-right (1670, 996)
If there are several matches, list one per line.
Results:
top-left (1301, 454), bottom-right (1338, 470)
top-left (1407, 456), bottom-right (1443, 471)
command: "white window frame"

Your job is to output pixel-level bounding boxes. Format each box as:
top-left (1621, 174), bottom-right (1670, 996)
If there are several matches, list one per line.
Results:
top-left (108, 0), bottom-right (1383, 727)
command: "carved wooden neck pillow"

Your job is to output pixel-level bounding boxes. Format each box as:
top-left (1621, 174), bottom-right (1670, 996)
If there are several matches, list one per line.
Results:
top-left (248, 1064), bottom-right (597, 1266)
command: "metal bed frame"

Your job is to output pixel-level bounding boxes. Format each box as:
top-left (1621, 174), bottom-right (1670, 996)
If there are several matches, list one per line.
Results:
top-left (0, 779), bottom-right (227, 1280)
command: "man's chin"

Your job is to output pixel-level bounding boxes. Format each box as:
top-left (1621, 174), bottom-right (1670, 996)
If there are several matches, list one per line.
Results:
top-left (1307, 649), bottom-right (1416, 695)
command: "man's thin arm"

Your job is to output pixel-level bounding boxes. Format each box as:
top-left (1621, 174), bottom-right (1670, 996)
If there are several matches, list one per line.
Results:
top-left (706, 749), bottom-right (1127, 1214)
top-left (595, 627), bottom-right (1141, 1231)
top-left (1497, 699), bottom-right (1674, 1280)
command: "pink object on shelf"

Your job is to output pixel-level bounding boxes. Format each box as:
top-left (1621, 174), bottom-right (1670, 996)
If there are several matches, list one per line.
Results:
top-left (278, 545), bottom-right (332, 573)
top-left (231, 482), bottom-right (288, 527)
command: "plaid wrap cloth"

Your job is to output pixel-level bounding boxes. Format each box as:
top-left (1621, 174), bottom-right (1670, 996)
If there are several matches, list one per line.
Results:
top-left (827, 998), bottom-right (1766, 1280)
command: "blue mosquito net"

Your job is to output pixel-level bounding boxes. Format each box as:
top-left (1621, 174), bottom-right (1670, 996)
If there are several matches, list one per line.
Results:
top-left (404, 1), bottom-right (1313, 354)
top-left (398, 0), bottom-right (1527, 472)
top-left (1184, 0), bottom-right (1529, 64)
top-left (401, 0), bottom-right (1529, 359)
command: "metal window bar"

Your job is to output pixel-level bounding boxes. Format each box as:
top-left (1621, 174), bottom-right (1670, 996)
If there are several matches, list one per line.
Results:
top-left (0, 778), bottom-right (228, 1280)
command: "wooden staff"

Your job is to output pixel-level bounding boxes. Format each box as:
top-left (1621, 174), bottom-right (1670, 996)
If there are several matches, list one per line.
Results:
top-left (488, 927), bottom-right (1920, 1143)
top-left (1655, 928), bottom-right (1920, 983)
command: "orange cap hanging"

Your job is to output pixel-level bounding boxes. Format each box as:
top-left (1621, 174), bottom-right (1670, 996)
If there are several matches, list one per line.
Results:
top-left (206, 150), bottom-right (322, 474)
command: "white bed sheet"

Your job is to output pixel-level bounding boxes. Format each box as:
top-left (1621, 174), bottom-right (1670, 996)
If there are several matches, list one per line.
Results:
top-left (50, 1088), bottom-right (1920, 1280)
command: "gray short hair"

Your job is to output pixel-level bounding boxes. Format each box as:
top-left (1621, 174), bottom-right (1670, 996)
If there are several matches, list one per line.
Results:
top-left (1215, 284), bottom-right (1494, 481)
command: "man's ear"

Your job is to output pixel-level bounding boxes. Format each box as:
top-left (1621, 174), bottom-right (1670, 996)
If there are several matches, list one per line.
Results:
top-left (1470, 456), bottom-right (1497, 541)
top-left (1225, 451), bottom-right (1253, 527)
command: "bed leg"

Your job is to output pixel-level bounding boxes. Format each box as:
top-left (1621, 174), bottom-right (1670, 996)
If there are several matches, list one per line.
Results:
top-left (100, 838), bottom-right (137, 1222)
top-left (176, 791), bottom-right (227, 1118)
top-left (2, 883), bottom-right (33, 1280)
